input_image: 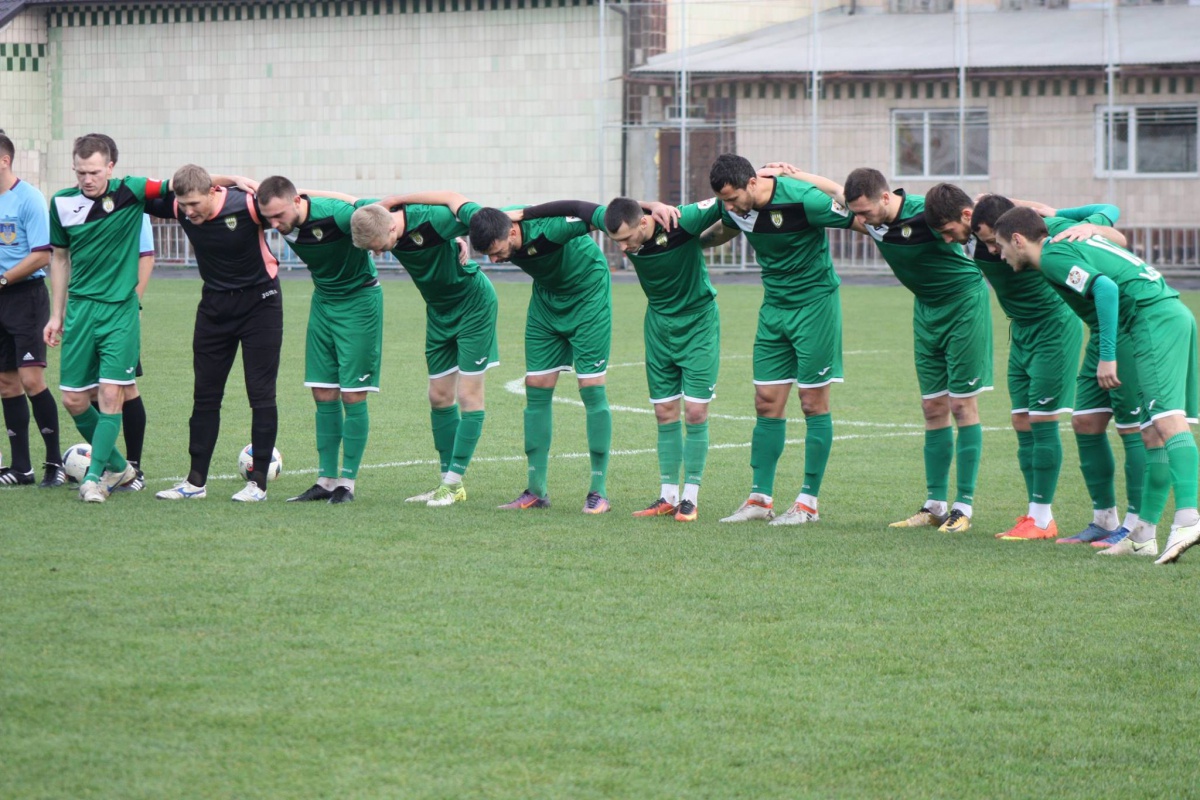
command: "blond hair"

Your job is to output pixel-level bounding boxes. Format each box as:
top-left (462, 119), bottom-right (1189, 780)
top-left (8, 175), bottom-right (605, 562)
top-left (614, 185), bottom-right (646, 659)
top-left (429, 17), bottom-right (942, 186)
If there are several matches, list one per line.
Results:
top-left (350, 204), bottom-right (394, 251)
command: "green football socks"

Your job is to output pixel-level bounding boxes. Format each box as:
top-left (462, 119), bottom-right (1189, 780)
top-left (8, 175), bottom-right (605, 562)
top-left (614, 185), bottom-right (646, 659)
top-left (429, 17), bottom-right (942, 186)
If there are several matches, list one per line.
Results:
top-left (801, 413), bottom-right (833, 498)
top-left (1016, 428), bottom-right (1035, 502)
top-left (1165, 432), bottom-right (1199, 511)
top-left (84, 411), bottom-right (125, 482)
top-left (315, 399), bottom-right (344, 479)
top-left (1075, 432), bottom-right (1117, 510)
top-left (524, 386), bottom-right (554, 498)
top-left (449, 410), bottom-right (485, 477)
top-left (1120, 431), bottom-right (1146, 514)
top-left (683, 421), bottom-right (709, 487)
top-left (657, 421), bottom-right (683, 486)
top-left (1029, 421), bottom-right (1062, 505)
top-left (430, 404), bottom-right (461, 475)
top-left (750, 416), bottom-right (786, 497)
top-left (340, 401), bottom-right (369, 480)
top-left (1138, 447), bottom-right (1171, 525)
top-left (924, 426), bottom-right (953, 503)
top-left (955, 423), bottom-right (982, 506)
top-left (580, 385), bottom-right (611, 496)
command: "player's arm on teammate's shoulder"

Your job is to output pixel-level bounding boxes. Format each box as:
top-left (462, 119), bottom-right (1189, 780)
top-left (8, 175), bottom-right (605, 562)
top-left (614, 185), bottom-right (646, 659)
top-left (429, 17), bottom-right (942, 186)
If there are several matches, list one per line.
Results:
top-left (758, 162), bottom-right (846, 203)
top-left (377, 191), bottom-right (471, 216)
top-left (1050, 203), bottom-right (1126, 248)
top-left (44, 247), bottom-right (71, 347)
top-left (521, 200), bottom-right (604, 229)
top-left (209, 174), bottom-right (259, 193)
top-left (302, 189), bottom-right (358, 203)
top-left (1051, 223), bottom-right (1127, 249)
top-left (699, 221), bottom-right (740, 248)
top-left (639, 200), bottom-right (680, 231)
top-left (1007, 197), bottom-right (1057, 217)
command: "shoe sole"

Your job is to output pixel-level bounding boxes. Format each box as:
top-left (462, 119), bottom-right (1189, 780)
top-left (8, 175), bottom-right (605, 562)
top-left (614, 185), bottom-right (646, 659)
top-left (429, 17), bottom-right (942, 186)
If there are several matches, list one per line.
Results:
top-left (1155, 535), bottom-right (1200, 564)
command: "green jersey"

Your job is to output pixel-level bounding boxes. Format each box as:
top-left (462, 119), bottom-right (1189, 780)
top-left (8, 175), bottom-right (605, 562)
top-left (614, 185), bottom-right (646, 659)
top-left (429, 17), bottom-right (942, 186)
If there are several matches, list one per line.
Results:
top-left (282, 196), bottom-right (377, 298)
top-left (372, 201), bottom-right (479, 312)
top-left (459, 202), bottom-right (609, 298)
top-left (719, 175), bottom-right (855, 308)
top-left (590, 198), bottom-right (720, 316)
top-left (49, 176), bottom-right (164, 303)
top-left (1040, 236), bottom-right (1178, 334)
top-left (975, 210), bottom-right (1115, 324)
top-left (863, 190), bottom-right (983, 305)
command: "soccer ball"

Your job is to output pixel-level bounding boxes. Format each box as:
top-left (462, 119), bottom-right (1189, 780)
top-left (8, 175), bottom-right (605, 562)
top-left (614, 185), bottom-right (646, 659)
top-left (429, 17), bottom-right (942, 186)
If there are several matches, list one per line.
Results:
top-left (63, 443), bottom-right (92, 483)
top-left (237, 444), bottom-right (282, 482)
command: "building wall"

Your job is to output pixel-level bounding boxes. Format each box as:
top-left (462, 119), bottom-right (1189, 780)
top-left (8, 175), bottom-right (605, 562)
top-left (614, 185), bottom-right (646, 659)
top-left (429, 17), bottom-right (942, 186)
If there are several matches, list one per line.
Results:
top-left (0, 9), bottom-right (49, 188)
top-left (14, 1), bottom-right (622, 206)
top-left (718, 74), bottom-right (1200, 226)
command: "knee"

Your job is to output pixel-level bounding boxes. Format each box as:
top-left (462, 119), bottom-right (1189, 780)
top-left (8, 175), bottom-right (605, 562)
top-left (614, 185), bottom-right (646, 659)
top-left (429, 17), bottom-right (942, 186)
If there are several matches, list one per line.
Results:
top-left (683, 405), bottom-right (708, 426)
top-left (61, 392), bottom-right (90, 416)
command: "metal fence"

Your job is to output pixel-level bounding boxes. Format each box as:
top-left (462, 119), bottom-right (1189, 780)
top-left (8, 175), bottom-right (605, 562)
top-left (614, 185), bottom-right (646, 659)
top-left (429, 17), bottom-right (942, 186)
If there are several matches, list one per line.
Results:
top-left (149, 219), bottom-right (1200, 277)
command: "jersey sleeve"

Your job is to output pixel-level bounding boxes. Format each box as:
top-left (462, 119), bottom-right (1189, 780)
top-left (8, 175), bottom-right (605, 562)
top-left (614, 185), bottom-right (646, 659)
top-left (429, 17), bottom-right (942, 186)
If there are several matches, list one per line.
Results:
top-left (1041, 247), bottom-right (1097, 297)
top-left (331, 199), bottom-right (359, 233)
top-left (542, 215), bottom-right (591, 244)
top-left (678, 197), bottom-right (722, 235)
top-left (1056, 204), bottom-right (1120, 226)
top-left (123, 176), bottom-right (166, 202)
top-left (21, 187), bottom-right (51, 251)
top-left (801, 184), bottom-right (855, 229)
top-left (139, 215), bottom-right (155, 256)
top-left (49, 192), bottom-right (69, 249)
top-left (420, 204), bottom-right (469, 240)
top-left (456, 202), bottom-right (483, 227)
top-left (144, 191), bottom-right (176, 220)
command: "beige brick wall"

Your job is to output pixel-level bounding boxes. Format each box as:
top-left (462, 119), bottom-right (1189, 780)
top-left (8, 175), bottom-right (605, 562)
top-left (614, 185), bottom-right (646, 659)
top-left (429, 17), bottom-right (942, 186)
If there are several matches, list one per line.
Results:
top-left (30, 3), bottom-right (622, 206)
top-left (0, 9), bottom-right (50, 188)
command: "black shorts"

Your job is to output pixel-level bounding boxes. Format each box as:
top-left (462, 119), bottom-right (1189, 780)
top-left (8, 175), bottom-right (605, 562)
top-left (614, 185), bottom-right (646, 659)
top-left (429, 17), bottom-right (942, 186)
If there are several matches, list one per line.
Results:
top-left (0, 277), bottom-right (49, 372)
top-left (193, 281), bottom-right (284, 409)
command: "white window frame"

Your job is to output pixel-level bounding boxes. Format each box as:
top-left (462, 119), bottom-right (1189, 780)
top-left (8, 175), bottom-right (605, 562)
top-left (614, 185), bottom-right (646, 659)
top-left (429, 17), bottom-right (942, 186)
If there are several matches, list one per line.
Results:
top-left (1094, 103), bottom-right (1199, 179)
top-left (892, 108), bottom-right (989, 180)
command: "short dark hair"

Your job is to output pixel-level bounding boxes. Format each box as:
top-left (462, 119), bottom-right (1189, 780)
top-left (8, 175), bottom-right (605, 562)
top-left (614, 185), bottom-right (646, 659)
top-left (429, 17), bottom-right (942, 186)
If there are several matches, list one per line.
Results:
top-left (994, 207), bottom-right (1048, 244)
top-left (85, 132), bottom-right (118, 164)
top-left (843, 168), bottom-right (889, 204)
top-left (468, 207), bottom-right (513, 252)
top-left (923, 183), bottom-right (973, 229)
top-left (971, 194), bottom-right (1016, 235)
top-left (257, 175), bottom-right (298, 205)
top-left (603, 197), bottom-right (644, 235)
top-left (72, 134), bottom-right (112, 163)
top-left (0, 133), bottom-right (13, 163)
top-left (709, 154), bottom-right (756, 193)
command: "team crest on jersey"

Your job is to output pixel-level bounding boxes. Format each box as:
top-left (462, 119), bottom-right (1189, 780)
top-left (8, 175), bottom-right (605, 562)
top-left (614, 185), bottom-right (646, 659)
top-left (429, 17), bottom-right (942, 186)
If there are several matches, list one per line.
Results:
top-left (101, 196), bottom-right (114, 214)
top-left (830, 200), bottom-right (849, 217)
top-left (313, 227), bottom-right (324, 241)
top-left (409, 232), bottom-right (424, 246)
top-left (655, 231), bottom-right (668, 247)
top-left (698, 198), bottom-right (716, 209)
top-left (525, 246), bottom-right (537, 256)
top-left (225, 216), bottom-right (238, 231)
top-left (0, 223), bottom-right (16, 245)
top-left (901, 225), bottom-right (912, 239)
top-left (770, 211), bottom-right (784, 228)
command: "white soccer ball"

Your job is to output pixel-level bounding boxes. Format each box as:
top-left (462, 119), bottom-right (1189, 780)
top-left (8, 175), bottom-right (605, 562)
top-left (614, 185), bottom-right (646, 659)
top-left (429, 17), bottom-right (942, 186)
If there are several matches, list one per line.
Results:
top-left (63, 442), bottom-right (92, 483)
top-left (237, 444), bottom-right (282, 482)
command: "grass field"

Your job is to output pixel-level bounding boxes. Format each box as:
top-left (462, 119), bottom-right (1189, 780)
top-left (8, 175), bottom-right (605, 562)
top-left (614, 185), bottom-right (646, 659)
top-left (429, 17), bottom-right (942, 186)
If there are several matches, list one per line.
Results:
top-left (3, 274), bottom-right (1199, 799)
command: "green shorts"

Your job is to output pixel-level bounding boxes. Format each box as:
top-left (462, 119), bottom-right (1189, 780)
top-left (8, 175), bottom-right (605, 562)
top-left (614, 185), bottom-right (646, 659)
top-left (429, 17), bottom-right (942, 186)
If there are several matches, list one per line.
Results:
top-left (913, 282), bottom-right (993, 399)
top-left (59, 294), bottom-right (140, 392)
top-left (1075, 332), bottom-right (1143, 430)
top-left (426, 274), bottom-right (499, 378)
top-left (644, 302), bottom-right (720, 403)
top-left (304, 285), bottom-right (384, 393)
top-left (1131, 299), bottom-right (1199, 425)
top-left (525, 281), bottom-right (612, 378)
top-left (753, 289), bottom-right (842, 388)
top-left (1007, 309), bottom-right (1083, 417)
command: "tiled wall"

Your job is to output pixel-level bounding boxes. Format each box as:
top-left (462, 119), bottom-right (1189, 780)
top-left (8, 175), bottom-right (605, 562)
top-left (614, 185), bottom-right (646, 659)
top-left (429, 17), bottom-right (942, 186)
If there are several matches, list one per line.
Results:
top-left (0, 10), bottom-right (49, 187)
top-left (16, 2), bottom-right (623, 206)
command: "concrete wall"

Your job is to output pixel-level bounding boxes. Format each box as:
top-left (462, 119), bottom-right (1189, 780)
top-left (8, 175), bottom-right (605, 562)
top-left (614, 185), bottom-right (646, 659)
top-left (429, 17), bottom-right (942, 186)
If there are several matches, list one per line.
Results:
top-left (0, 9), bottom-right (49, 188)
top-left (4, 1), bottom-right (623, 206)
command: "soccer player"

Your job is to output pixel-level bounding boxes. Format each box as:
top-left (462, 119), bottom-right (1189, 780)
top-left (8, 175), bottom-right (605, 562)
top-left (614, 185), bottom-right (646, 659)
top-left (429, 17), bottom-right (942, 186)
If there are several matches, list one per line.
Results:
top-left (44, 134), bottom-right (165, 502)
top-left (995, 207), bottom-right (1200, 564)
top-left (0, 132), bottom-right (63, 487)
top-left (924, 184), bottom-right (1128, 541)
top-left (148, 164), bottom-right (283, 502)
top-left (970, 194), bottom-right (1146, 549)
top-left (517, 195), bottom-right (720, 522)
top-left (380, 189), bottom-right (614, 513)
top-left (844, 168), bottom-right (992, 533)
top-left (702, 155), bottom-right (858, 526)
top-left (255, 176), bottom-right (380, 505)
top-left (348, 198), bottom-right (499, 508)
top-left (89, 134), bottom-right (152, 491)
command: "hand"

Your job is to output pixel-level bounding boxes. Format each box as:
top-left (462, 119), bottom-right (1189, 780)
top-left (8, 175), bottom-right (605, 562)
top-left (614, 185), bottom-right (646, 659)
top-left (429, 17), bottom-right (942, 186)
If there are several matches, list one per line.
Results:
top-left (44, 317), bottom-right (63, 347)
top-left (1025, 201), bottom-right (1056, 217)
top-left (1052, 223), bottom-right (1102, 243)
top-left (234, 176), bottom-right (260, 194)
top-left (456, 237), bottom-right (470, 267)
top-left (1097, 360), bottom-right (1121, 390)
top-left (506, 208), bottom-right (525, 222)
top-left (758, 161), bottom-right (798, 178)
top-left (646, 202), bottom-right (680, 231)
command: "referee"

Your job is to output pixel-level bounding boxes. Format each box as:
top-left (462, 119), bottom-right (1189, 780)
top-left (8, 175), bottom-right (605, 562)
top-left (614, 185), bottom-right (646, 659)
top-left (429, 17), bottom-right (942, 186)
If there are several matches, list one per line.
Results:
top-left (149, 164), bottom-right (283, 502)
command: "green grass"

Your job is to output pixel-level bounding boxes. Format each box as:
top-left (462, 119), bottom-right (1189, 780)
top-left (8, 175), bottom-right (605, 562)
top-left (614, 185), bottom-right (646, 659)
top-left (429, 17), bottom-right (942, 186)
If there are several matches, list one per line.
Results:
top-left (3, 275), bottom-right (1200, 799)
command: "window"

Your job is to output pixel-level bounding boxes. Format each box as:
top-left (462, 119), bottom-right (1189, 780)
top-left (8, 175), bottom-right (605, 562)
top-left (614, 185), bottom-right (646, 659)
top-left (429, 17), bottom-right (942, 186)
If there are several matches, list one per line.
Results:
top-left (1096, 105), bottom-right (1198, 177)
top-left (893, 109), bottom-right (988, 179)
